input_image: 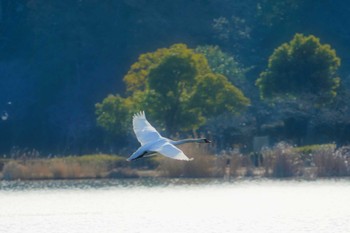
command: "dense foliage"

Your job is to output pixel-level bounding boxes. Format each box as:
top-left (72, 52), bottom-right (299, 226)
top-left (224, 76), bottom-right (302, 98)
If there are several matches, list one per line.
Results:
top-left (256, 34), bottom-right (341, 103)
top-left (195, 45), bottom-right (245, 84)
top-left (95, 95), bottom-right (132, 137)
top-left (96, 44), bottom-right (250, 136)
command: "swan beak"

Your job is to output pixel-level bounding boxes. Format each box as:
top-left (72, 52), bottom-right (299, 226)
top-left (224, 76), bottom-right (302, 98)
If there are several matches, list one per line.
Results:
top-left (204, 139), bottom-right (211, 143)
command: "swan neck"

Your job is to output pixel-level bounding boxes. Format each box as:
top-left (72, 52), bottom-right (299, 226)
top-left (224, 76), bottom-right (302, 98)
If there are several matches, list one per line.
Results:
top-left (172, 138), bottom-right (201, 145)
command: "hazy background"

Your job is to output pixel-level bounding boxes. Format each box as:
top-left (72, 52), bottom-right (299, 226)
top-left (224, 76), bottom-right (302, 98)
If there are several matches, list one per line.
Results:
top-left (1, 0), bottom-right (349, 156)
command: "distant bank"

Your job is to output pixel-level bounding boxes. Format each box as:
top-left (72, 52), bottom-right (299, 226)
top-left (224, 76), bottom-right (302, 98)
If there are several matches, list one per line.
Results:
top-left (1, 143), bottom-right (350, 180)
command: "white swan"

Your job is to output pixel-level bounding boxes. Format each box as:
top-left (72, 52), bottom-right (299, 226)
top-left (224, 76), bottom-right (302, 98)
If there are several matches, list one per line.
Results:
top-left (127, 111), bottom-right (211, 161)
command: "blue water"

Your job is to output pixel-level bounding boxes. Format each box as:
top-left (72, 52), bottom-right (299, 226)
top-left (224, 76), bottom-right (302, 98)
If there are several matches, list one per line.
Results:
top-left (1, 179), bottom-right (349, 233)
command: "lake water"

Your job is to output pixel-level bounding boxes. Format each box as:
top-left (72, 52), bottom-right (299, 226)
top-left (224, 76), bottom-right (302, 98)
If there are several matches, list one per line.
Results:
top-left (0, 178), bottom-right (349, 233)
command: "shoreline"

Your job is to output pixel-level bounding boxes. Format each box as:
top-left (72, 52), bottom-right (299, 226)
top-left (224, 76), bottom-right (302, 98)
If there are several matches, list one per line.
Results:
top-left (1, 143), bottom-right (350, 181)
top-left (0, 157), bottom-right (349, 181)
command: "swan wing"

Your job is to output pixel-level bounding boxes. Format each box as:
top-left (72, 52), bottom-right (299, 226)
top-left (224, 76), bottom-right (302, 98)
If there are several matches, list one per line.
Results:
top-left (155, 142), bottom-right (192, 161)
top-left (133, 111), bottom-right (162, 145)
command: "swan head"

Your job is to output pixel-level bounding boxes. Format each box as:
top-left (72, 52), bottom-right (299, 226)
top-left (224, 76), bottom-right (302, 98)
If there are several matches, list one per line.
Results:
top-left (201, 138), bottom-right (211, 143)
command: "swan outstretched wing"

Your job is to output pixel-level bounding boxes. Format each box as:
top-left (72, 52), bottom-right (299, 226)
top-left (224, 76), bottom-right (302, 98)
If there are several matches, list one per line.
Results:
top-left (133, 111), bottom-right (162, 145)
top-left (155, 142), bottom-right (192, 161)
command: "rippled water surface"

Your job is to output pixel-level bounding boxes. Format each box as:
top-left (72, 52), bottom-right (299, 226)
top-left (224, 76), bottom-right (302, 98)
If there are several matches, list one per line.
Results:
top-left (1, 178), bottom-right (349, 233)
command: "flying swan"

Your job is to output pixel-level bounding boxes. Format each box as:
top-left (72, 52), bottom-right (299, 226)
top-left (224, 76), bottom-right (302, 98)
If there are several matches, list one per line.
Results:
top-left (127, 111), bottom-right (211, 161)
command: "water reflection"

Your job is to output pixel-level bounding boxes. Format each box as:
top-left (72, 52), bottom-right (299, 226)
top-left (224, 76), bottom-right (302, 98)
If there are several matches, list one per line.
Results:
top-left (0, 178), bottom-right (224, 191)
top-left (1, 179), bottom-right (350, 233)
top-left (1, 177), bottom-right (348, 192)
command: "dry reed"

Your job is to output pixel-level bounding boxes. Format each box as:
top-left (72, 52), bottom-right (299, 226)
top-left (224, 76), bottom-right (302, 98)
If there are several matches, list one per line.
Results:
top-left (157, 142), bottom-right (216, 177)
top-left (1, 154), bottom-right (125, 180)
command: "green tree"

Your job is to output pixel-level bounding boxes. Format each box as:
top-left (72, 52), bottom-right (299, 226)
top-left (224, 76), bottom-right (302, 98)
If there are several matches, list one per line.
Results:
top-left (95, 95), bottom-right (132, 136)
top-left (192, 73), bottom-right (250, 116)
top-left (256, 33), bottom-right (341, 104)
top-left (145, 55), bottom-right (199, 133)
top-left (124, 43), bottom-right (210, 92)
top-left (195, 45), bottom-right (246, 85)
top-left (96, 44), bottom-right (250, 136)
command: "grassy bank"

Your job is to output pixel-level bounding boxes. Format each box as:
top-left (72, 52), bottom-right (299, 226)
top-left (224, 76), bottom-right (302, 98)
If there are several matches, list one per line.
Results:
top-left (0, 154), bottom-right (137, 180)
top-left (1, 143), bottom-right (350, 180)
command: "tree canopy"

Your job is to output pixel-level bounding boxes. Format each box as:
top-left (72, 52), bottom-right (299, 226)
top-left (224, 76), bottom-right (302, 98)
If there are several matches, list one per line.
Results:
top-left (123, 44), bottom-right (211, 92)
top-left (96, 44), bottom-right (250, 136)
top-left (256, 33), bottom-right (341, 104)
top-left (95, 94), bottom-right (132, 137)
top-left (195, 45), bottom-right (246, 85)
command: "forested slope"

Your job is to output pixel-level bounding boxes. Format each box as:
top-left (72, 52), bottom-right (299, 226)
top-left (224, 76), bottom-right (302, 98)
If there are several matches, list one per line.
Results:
top-left (0, 0), bottom-right (349, 155)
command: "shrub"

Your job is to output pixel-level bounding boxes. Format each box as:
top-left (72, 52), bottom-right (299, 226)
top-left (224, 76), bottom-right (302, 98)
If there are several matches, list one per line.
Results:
top-left (263, 143), bottom-right (349, 178)
top-left (262, 142), bottom-right (303, 177)
top-left (2, 161), bottom-right (30, 180)
top-left (294, 144), bottom-right (336, 155)
top-left (294, 144), bottom-right (336, 166)
top-left (313, 146), bottom-right (348, 177)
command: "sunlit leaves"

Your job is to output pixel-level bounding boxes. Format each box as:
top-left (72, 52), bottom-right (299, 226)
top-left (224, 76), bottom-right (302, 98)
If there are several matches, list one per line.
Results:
top-left (123, 43), bottom-right (210, 92)
top-left (96, 43), bottom-right (250, 136)
top-left (192, 73), bottom-right (250, 116)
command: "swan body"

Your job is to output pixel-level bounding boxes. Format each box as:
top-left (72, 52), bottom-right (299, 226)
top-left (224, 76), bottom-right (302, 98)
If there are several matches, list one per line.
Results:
top-left (127, 111), bottom-right (211, 161)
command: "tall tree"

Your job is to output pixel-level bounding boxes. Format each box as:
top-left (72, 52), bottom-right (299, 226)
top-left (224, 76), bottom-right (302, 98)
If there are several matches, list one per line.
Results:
top-left (256, 33), bottom-right (341, 105)
top-left (96, 44), bottom-right (250, 137)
